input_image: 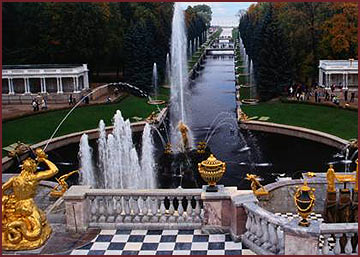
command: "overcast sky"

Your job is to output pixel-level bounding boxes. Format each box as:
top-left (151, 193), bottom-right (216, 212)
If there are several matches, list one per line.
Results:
top-left (180, 2), bottom-right (255, 26)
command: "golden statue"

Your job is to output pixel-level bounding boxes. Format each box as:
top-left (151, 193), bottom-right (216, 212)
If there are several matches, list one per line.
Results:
top-left (2, 148), bottom-right (58, 250)
top-left (50, 170), bottom-right (79, 198)
top-left (178, 121), bottom-right (190, 151)
top-left (245, 174), bottom-right (269, 196)
top-left (326, 164), bottom-right (336, 192)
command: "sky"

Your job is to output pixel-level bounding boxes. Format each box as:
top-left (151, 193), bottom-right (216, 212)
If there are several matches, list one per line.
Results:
top-left (180, 2), bottom-right (255, 27)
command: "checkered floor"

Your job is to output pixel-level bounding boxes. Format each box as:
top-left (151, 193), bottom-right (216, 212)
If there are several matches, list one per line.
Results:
top-left (274, 212), bottom-right (324, 222)
top-left (70, 229), bottom-right (255, 255)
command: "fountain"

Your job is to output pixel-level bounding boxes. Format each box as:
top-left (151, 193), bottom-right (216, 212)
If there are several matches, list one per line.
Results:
top-left (79, 110), bottom-right (156, 189)
top-left (170, 2), bottom-right (193, 152)
top-left (163, 53), bottom-right (171, 88)
top-left (242, 59), bottom-right (259, 105)
top-left (78, 134), bottom-right (96, 188)
top-left (147, 62), bottom-right (165, 105)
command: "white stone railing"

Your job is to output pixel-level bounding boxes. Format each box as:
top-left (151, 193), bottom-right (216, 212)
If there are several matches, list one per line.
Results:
top-left (242, 201), bottom-right (287, 255)
top-left (319, 223), bottom-right (358, 255)
top-left (64, 186), bottom-right (203, 231)
top-left (242, 201), bottom-right (359, 255)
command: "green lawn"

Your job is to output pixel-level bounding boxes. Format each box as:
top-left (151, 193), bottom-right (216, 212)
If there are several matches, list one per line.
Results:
top-left (241, 101), bottom-right (358, 140)
top-left (2, 87), bottom-right (170, 150)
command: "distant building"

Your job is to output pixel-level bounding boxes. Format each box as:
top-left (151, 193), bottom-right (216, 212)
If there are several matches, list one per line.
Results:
top-left (318, 59), bottom-right (358, 90)
top-left (2, 64), bottom-right (89, 104)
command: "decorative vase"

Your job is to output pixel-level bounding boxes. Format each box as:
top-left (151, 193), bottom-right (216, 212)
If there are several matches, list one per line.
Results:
top-left (198, 154), bottom-right (226, 192)
top-left (294, 180), bottom-right (315, 227)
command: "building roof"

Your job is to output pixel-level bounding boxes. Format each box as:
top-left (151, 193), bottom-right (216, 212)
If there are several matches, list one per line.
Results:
top-left (3, 64), bottom-right (83, 70)
top-left (319, 60), bottom-right (358, 71)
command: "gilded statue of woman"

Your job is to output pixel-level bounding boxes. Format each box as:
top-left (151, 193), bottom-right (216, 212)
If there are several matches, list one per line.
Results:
top-left (326, 164), bottom-right (336, 192)
top-left (2, 148), bottom-right (58, 250)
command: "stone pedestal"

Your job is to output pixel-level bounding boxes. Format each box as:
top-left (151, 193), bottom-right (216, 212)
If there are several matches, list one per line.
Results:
top-left (63, 185), bottom-right (91, 233)
top-left (283, 219), bottom-right (320, 255)
top-left (201, 185), bottom-right (236, 234)
top-left (201, 186), bottom-right (256, 241)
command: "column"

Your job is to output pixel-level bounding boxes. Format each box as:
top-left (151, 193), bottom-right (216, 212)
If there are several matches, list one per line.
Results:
top-left (43, 77), bottom-right (47, 93)
top-left (40, 77), bottom-right (44, 93)
top-left (9, 78), bottom-right (15, 94)
top-left (75, 76), bottom-right (79, 92)
top-left (56, 77), bottom-right (60, 93)
top-left (319, 69), bottom-right (323, 87)
top-left (342, 73), bottom-right (345, 89)
top-left (345, 72), bottom-right (349, 89)
top-left (24, 78), bottom-right (30, 94)
top-left (58, 77), bottom-right (63, 93)
top-left (83, 72), bottom-right (89, 90)
top-left (82, 64), bottom-right (89, 90)
top-left (73, 76), bottom-right (76, 92)
top-left (329, 73), bottom-right (332, 88)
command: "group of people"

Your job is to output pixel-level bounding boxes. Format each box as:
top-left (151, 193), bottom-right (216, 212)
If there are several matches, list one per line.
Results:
top-left (288, 84), bottom-right (356, 106)
top-left (31, 97), bottom-right (47, 112)
top-left (68, 94), bottom-right (90, 105)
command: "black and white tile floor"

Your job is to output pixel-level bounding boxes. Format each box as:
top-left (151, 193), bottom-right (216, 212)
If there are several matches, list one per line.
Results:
top-left (70, 229), bottom-right (256, 255)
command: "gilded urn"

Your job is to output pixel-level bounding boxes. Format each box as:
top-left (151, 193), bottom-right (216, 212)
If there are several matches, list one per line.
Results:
top-left (198, 154), bottom-right (226, 192)
top-left (294, 180), bottom-right (315, 227)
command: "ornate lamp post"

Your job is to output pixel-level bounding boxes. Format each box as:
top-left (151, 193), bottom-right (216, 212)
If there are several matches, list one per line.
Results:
top-left (294, 179), bottom-right (315, 227)
top-left (198, 154), bottom-right (226, 192)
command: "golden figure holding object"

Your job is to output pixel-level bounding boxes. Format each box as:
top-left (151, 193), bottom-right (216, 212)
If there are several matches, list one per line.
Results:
top-left (2, 148), bottom-right (58, 250)
top-left (50, 170), bottom-right (79, 198)
top-left (198, 154), bottom-right (226, 192)
top-left (178, 121), bottom-right (190, 151)
top-left (294, 179), bottom-right (316, 227)
top-left (245, 174), bottom-right (269, 196)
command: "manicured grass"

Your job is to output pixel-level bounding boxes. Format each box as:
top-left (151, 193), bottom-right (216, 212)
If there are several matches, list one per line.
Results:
top-left (241, 101), bottom-right (358, 140)
top-left (2, 87), bottom-right (170, 149)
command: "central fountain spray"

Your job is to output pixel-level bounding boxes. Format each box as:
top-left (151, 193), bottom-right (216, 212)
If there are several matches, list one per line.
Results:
top-left (170, 2), bottom-right (193, 152)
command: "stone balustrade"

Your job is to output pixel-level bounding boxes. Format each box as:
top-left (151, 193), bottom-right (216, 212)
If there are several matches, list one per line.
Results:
top-left (64, 186), bottom-right (203, 232)
top-left (242, 201), bottom-right (358, 255)
top-left (63, 184), bottom-right (358, 255)
top-left (242, 201), bottom-right (287, 255)
top-left (319, 223), bottom-right (358, 255)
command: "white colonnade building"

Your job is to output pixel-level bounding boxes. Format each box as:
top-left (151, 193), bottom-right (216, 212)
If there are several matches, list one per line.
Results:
top-left (2, 64), bottom-right (89, 104)
top-left (318, 59), bottom-right (358, 91)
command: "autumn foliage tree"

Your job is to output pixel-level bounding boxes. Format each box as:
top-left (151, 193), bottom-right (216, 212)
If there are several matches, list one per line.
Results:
top-left (239, 2), bottom-right (358, 100)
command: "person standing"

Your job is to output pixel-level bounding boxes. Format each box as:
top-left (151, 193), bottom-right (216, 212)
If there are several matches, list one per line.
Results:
top-left (350, 92), bottom-right (355, 103)
top-left (344, 88), bottom-right (348, 102)
top-left (68, 94), bottom-right (73, 105)
top-left (315, 90), bottom-right (318, 103)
